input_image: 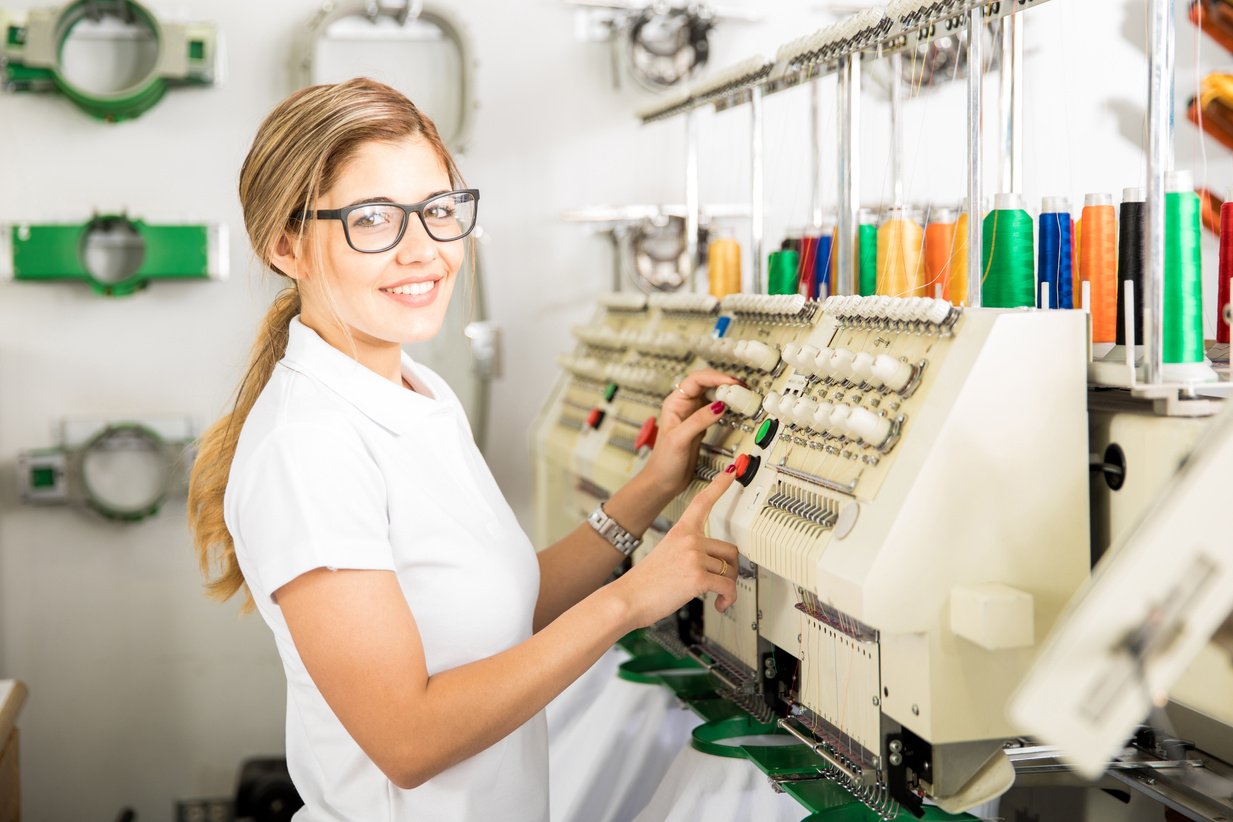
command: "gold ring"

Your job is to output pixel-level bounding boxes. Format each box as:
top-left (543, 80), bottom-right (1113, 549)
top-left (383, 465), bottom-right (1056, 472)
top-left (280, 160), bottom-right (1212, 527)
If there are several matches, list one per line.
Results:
top-left (718, 559), bottom-right (729, 577)
top-left (674, 380), bottom-right (696, 399)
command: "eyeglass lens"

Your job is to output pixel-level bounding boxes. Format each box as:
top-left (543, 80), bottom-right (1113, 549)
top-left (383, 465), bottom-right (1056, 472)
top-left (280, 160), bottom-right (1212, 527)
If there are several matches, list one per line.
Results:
top-left (346, 191), bottom-right (476, 250)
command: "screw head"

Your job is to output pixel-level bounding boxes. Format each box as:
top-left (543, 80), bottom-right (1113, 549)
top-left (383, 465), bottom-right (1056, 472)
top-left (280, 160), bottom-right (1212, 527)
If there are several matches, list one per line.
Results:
top-left (889, 752), bottom-right (903, 766)
top-left (912, 704), bottom-right (920, 716)
top-left (889, 739), bottom-right (902, 753)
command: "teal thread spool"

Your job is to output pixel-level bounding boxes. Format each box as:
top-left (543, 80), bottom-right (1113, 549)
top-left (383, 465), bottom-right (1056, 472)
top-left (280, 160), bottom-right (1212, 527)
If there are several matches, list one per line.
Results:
top-left (981, 193), bottom-right (1036, 308)
top-left (858, 209), bottom-right (878, 296)
top-left (768, 249), bottom-right (800, 295)
top-left (1163, 171), bottom-right (1209, 377)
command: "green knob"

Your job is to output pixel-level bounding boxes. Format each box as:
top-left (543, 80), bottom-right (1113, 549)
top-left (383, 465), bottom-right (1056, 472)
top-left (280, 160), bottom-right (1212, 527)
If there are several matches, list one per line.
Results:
top-left (604, 383), bottom-right (618, 402)
top-left (755, 418), bottom-right (778, 449)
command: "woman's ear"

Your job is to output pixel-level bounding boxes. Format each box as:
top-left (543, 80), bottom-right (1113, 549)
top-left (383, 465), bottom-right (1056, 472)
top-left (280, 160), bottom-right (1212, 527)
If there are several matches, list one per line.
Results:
top-left (269, 231), bottom-right (308, 281)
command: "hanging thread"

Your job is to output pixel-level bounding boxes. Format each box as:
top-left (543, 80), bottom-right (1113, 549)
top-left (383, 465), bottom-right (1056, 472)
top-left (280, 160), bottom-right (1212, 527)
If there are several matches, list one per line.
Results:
top-left (877, 207), bottom-right (924, 296)
top-left (1038, 196), bottom-right (1073, 309)
top-left (947, 206), bottom-right (971, 305)
top-left (1164, 171), bottom-right (1206, 365)
top-left (707, 236), bottom-right (742, 299)
top-left (768, 249), bottom-right (800, 295)
top-left (1220, 201), bottom-right (1233, 345)
top-left (858, 210), bottom-right (878, 296)
top-left (1072, 216), bottom-right (1082, 307)
top-left (1115, 188), bottom-right (1146, 346)
top-left (923, 208), bottom-right (955, 300)
top-left (1079, 194), bottom-right (1118, 341)
top-left (981, 193), bottom-right (1036, 308)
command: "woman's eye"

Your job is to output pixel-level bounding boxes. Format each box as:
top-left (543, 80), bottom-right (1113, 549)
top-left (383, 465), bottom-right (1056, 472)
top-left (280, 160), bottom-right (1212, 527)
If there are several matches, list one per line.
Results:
top-left (425, 204), bottom-right (456, 221)
top-left (351, 208), bottom-right (392, 229)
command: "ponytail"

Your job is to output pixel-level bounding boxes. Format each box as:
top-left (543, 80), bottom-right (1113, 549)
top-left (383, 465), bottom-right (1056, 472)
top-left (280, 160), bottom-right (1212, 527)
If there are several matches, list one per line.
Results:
top-left (188, 288), bottom-right (301, 609)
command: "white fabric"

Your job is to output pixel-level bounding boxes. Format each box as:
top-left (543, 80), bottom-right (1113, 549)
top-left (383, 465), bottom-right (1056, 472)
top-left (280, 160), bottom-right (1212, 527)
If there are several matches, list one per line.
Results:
top-left (548, 650), bottom-right (699, 822)
top-left (632, 743), bottom-right (807, 822)
top-left (225, 317), bottom-right (547, 822)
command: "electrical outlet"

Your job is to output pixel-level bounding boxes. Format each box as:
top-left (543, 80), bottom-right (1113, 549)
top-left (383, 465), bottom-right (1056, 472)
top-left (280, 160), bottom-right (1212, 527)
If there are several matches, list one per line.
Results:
top-left (175, 798), bottom-right (234, 822)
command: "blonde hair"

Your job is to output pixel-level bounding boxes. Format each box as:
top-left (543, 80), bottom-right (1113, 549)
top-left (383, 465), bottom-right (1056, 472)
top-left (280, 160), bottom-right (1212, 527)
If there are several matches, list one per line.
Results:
top-left (188, 78), bottom-right (462, 609)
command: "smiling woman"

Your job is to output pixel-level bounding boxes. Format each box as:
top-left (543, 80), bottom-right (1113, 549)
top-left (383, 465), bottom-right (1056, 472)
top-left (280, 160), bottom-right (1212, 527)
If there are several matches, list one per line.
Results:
top-left (186, 77), bottom-right (744, 822)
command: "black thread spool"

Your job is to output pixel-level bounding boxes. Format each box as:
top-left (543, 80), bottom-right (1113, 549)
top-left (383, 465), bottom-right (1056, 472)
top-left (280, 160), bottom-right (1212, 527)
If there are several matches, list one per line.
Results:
top-left (1115, 187), bottom-right (1146, 347)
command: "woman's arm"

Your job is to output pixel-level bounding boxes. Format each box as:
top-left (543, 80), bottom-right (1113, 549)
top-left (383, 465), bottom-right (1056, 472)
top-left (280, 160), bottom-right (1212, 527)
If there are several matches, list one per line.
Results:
top-left (533, 368), bottom-right (740, 630)
top-left (276, 469), bottom-right (739, 790)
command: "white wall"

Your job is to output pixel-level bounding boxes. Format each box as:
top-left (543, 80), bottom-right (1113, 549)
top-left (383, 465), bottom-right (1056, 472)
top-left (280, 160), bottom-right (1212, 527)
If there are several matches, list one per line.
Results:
top-left (0, 1), bottom-right (1220, 820)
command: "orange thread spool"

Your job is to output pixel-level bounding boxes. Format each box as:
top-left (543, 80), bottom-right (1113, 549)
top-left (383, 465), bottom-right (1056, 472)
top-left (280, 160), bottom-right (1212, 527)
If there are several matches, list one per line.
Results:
top-left (923, 208), bottom-right (956, 300)
top-left (877, 208), bottom-right (924, 296)
top-left (707, 236), bottom-right (742, 298)
top-left (947, 209), bottom-right (970, 305)
top-left (1079, 194), bottom-right (1118, 342)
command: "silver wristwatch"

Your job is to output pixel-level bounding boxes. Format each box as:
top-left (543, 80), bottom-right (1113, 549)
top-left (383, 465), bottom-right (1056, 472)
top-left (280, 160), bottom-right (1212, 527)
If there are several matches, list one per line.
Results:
top-left (587, 504), bottom-right (642, 557)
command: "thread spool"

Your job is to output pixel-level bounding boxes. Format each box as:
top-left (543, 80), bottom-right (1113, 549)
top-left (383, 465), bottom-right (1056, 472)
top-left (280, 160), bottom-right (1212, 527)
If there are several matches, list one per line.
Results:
top-left (1220, 201), bottom-right (1233, 345)
top-left (947, 205), bottom-right (970, 305)
top-left (877, 207), bottom-right (924, 297)
top-left (798, 233), bottom-right (820, 299)
top-left (923, 208), bottom-right (955, 300)
top-left (1072, 217), bottom-right (1081, 306)
top-left (768, 248), bottom-right (800, 295)
top-left (981, 193), bottom-right (1036, 309)
top-left (707, 235), bottom-right (742, 299)
top-left (1038, 196), bottom-right (1073, 309)
top-left (1163, 171), bottom-right (1211, 379)
top-left (857, 209), bottom-right (878, 296)
top-left (815, 227), bottom-right (834, 299)
top-left (1079, 193), bottom-right (1118, 343)
top-left (1115, 188), bottom-right (1146, 347)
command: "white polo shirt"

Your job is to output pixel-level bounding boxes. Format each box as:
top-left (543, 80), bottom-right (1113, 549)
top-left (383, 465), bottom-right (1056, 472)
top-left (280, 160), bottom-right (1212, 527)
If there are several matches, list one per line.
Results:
top-left (224, 316), bottom-right (547, 821)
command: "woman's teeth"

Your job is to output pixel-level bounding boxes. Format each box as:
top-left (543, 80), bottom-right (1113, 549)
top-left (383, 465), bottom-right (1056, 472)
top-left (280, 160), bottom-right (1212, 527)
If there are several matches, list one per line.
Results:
top-left (382, 281), bottom-right (436, 296)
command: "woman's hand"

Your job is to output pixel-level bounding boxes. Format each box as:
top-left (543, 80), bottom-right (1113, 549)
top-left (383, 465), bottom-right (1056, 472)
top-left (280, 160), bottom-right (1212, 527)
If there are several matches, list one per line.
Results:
top-left (638, 367), bottom-right (743, 499)
top-left (609, 468), bottom-right (741, 629)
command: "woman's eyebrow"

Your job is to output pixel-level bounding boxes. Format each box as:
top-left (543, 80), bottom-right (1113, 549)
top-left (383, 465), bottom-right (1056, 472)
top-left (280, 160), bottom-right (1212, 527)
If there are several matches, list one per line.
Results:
top-left (341, 190), bottom-right (452, 208)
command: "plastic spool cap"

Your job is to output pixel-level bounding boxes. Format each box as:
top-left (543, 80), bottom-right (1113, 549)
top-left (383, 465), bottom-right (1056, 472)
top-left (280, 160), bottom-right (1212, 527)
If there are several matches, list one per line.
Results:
top-left (829, 403), bottom-right (854, 431)
top-left (791, 398), bottom-right (819, 428)
top-left (798, 345), bottom-right (820, 369)
top-left (859, 208), bottom-right (878, 224)
top-left (926, 299), bottom-right (952, 324)
top-left (994, 193), bottom-right (1025, 211)
top-left (725, 385), bottom-right (764, 417)
top-left (1042, 196), bottom-right (1070, 214)
top-left (872, 354), bottom-right (914, 393)
top-left (830, 348), bottom-right (856, 381)
top-left (882, 206), bottom-right (909, 225)
top-left (812, 348), bottom-right (834, 378)
top-left (776, 393), bottom-right (796, 417)
top-left (848, 407), bottom-right (893, 448)
top-left (812, 402), bottom-right (835, 432)
top-left (851, 351), bottom-right (879, 385)
top-left (930, 207), bottom-right (955, 224)
top-left (781, 341), bottom-right (802, 367)
top-left (762, 391), bottom-right (782, 415)
top-left (1084, 193), bottom-right (1114, 207)
top-left (742, 340), bottom-right (780, 371)
top-left (1123, 187), bottom-right (1146, 203)
top-left (1165, 170), bottom-right (1194, 193)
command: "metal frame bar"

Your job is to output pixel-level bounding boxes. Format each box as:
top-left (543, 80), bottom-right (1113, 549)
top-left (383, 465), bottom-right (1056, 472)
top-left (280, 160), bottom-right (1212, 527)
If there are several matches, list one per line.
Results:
top-left (966, 4), bottom-right (984, 308)
top-left (1144, 0), bottom-right (1173, 386)
top-left (751, 84), bottom-right (765, 294)
top-left (998, 12), bottom-right (1023, 194)
top-left (685, 108), bottom-right (700, 292)
top-left (837, 53), bottom-right (861, 297)
top-left (889, 51), bottom-right (904, 207)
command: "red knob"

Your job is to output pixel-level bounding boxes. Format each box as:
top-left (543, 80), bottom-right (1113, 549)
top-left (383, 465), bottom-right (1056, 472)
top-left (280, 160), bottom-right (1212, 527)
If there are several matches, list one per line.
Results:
top-left (733, 453), bottom-right (760, 487)
top-left (634, 416), bottom-right (658, 451)
top-left (586, 407), bottom-right (605, 429)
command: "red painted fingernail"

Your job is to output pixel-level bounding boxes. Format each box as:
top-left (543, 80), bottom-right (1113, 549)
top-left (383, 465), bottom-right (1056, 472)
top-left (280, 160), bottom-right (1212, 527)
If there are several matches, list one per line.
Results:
top-left (725, 464), bottom-right (736, 474)
top-left (711, 401), bottom-right (726, 414)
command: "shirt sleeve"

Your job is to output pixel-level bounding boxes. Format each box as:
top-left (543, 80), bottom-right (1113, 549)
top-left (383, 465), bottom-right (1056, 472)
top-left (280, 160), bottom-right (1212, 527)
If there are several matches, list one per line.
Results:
top-left (230, 419), bottom-right (395, 600)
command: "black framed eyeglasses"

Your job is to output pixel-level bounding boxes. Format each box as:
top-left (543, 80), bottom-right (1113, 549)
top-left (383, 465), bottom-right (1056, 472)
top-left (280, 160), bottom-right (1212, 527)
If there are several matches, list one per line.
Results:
top-left (296, 189), bottom-right (480, 252)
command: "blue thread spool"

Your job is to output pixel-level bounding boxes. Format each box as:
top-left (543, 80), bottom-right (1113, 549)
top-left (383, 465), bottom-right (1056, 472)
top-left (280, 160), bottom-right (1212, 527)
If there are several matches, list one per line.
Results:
top-left (1038, 196), bottom-right (1073, 309)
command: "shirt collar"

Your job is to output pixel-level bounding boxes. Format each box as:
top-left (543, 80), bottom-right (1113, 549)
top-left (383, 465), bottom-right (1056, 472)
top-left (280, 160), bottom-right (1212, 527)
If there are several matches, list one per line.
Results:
top-left (279, 316), bottom-right (450, 435)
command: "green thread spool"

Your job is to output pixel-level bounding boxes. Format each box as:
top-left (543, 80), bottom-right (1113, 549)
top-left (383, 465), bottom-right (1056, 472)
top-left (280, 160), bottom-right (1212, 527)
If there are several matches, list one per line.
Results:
top-left (981, 193), bottom-right (1036, 308)
top-left (768, 249), bottom-right (800, 295)
top-left (1164, 171), bottom-right (1205, 366)
top-left (858, 209), bottom-right (878, 296)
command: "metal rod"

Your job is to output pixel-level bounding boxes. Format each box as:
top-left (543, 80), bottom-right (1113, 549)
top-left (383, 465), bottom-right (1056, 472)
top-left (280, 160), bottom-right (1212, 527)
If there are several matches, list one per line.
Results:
top-left (837, 54), bottom-right (861, 296)
top-left (751, 85), bottom-right (765, 294)
top-left (1145, 0), bottom-right (1174, 385)
top-left (998, 12), bottom-right (1024, 194)
top-left (778, 717), bottom-right (864, 784)
top-left (889, 52), bottom-right (904, 207)
top-left (966, 4), bottom-right (984, 308)
top-left (810, 77), bottom-right (823, 230)
top-left (685, 108), bottom-right (701, 292)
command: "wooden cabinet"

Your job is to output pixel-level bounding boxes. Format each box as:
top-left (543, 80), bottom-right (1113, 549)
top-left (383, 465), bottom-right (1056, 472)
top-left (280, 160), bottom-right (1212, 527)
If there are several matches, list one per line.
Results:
top-left (0, 680), bottom-right (26, 822)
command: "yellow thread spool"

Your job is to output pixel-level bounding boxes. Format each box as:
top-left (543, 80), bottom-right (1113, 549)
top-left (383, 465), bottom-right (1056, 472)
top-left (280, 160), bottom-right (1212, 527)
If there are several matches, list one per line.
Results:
top-left (877, 208), bottom-right (924, 297)
top-left (707, 236), bottom-right (742, 298)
